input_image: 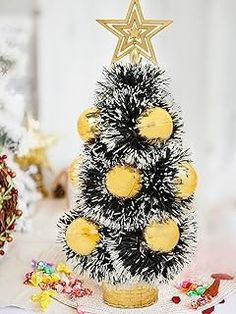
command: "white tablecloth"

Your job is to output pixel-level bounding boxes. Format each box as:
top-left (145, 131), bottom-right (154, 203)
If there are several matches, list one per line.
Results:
top-left (0, 199), bottom-right (235, 314)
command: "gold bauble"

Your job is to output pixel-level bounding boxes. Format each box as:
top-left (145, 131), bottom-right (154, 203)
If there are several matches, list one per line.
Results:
top-left (77, 107), bottom-right (100, 142)
top-left (105, 165), bottom-right (142, 198)
top-left (144, 219), bottom-right (180, 252)
top-left (137, 107), bottom-right (173, 141)
top-left (68, 156), bottom-right (82, 187)
top-left (66, 217), bottom-right (100, 256)
top-left (175, 162), bottom-right (198, 198)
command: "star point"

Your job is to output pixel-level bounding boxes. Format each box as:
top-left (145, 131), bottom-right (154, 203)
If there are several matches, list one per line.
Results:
top-left (97, 0), bottom-right (172, 64)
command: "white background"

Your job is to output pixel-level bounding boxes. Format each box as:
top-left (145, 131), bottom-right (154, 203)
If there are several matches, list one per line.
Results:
top-left (0, 0), bottom-right (236, 313)
top-left (36, 0), bottom-right (236, 210)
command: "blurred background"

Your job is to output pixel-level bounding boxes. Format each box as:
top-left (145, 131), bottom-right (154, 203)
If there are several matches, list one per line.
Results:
top-left (0, 1), bottom-right (235, 313)
top-left (0, 0), bottom-right (236, 237)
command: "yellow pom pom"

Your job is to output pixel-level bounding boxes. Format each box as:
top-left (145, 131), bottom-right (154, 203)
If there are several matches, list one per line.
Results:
top-left (137, 107), bottom-right (173, 141)
top-left (105, 165), bottom-right (142, 198)
top-left (175, 162), bottom-right (198, 198)
top-left (144, 219), bottom-right (180, 252)
top-left (66, 217), bottom-right (100, 256)
top-left (77, 107), bottom-right (100, 142)
top-left (68, 156), bottom-right (82, 187)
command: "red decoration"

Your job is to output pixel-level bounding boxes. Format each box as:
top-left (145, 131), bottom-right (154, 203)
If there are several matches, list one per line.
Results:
top-left (211, 273), bottom-right (234, 280)
top-left (202, 306), bottom-right (215, 314)
top-left (203, 279), bottom-right (220, 298)
top-left (0, 155), bottom-right (19, 256)
top-left (171, 296), bottom-right (181, 304)
top-left (219, 299), bottom-right (225, 304)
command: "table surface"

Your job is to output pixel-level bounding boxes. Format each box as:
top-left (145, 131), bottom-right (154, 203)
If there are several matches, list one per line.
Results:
top-left (0, 199), bottom-right (235, 314)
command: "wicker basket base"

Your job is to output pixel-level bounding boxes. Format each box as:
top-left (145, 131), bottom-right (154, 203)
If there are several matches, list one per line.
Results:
top-left (102, 284), bottom-right (158, 308)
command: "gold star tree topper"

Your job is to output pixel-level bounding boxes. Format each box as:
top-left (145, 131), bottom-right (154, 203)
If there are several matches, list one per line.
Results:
top-left (97, 0), bottom-right (172, 64)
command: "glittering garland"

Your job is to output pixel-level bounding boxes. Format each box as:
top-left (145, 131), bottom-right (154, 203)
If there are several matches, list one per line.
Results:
top-left (59, 62), bottom-right (197, 286)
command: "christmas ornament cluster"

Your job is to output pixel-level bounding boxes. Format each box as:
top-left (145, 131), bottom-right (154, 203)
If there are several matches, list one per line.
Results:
top-left (60, 61), bottom-right (198, 287)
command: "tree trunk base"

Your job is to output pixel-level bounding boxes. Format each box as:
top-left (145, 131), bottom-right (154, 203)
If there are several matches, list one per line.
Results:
top-left (102, 283), bottom-right (158, 308)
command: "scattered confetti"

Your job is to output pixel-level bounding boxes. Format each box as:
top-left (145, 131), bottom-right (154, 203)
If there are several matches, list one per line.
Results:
top-left (176, 278), bottom-right (223, 310)
top-left (23, 259), bottom-right (93, 312)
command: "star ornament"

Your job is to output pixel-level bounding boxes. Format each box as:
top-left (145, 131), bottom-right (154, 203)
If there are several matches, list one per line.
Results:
top-left (97, 0), bottom-right (172, 64)
top-left (18, 114), bottom-right (56, 169)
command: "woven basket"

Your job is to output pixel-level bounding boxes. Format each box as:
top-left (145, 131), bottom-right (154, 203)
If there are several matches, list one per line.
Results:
top-left (102, 284), bottom-right (158, 308)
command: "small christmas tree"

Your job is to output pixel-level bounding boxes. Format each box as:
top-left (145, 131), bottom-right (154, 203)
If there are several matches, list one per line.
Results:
top-left (60, 0), bottom-right (197, 308)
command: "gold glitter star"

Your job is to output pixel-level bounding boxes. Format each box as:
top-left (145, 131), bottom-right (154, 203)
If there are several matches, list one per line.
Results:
top-left (97, 0), bottom-right (172, 64)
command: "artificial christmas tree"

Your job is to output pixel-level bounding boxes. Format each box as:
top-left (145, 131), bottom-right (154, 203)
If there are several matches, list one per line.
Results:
top-left (60, 0), bottom-right (197, 308)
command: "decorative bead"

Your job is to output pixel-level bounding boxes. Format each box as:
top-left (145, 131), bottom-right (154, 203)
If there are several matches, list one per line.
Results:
top-left (8, 223), bottom-right (15, 230)
top-left (202, 306), bottom-right (215, 314)
top-left (6, 236), bottom-right (13, 243)
top-left (16, 209), bottom-right (23, 217)
top-left (0, 250), bottom-right (5, 256)
top-left (171, 296), bottom-right (181, 304)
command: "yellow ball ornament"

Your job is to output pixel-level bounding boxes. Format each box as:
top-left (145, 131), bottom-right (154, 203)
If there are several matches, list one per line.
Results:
top-left (105, 165), bottom-right (142, 198)
top-left (68, 156), bottom-right (82, 187)
top-left (77, 107), bottom-right (100, 142)
top-left (175, 162), bottom-right (198, 198)
top-left (137, 107), bottom-right (173, 141)
top-left (144, 219), bottom-right (180, 252)
top-left (66, 217), bottom-right (100, 256)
